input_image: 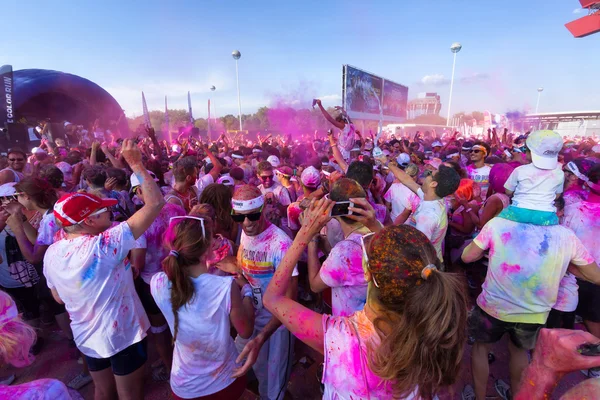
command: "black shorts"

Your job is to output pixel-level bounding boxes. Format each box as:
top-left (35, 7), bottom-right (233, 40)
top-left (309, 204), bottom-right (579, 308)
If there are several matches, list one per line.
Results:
top-left (468, 306), bottom-right (542, 350)
top-left (546, 308), bottom-right (575, 330)
top-left (134, 278), bottom-right (161, 316)
top-left (2, 285), bottom-right (40, 320)
top-left (576, 279), bottom-right (600, 323)
top-left (85, 338), bottom-right (148, 376)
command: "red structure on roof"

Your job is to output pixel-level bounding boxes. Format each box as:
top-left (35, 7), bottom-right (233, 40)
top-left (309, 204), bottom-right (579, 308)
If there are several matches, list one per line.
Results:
top-left (566, 0), bottom-right (600, 37)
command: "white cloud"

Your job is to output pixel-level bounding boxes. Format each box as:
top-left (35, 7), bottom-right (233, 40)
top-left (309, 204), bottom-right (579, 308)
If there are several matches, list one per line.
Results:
top-left (319, 94), bottom-right (342, 102)
top-left (460, 72), bottom-right (491, 84)
top-left (573, 8), bottom-right (583, 14)
top-left (420, 74), bottom-right (450, 87)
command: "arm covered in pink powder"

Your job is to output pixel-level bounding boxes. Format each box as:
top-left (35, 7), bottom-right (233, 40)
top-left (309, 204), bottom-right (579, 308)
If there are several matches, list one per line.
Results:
top-left (264, 198), bottom-right (335, 354)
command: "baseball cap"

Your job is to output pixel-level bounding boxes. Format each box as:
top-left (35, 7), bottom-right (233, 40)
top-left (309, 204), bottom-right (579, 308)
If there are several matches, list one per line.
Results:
top-left (129, 171), bottom-right (159, 190)
top-left (432, 140), bottom-right (443, 148)
top-left (31, 147), bottom-right (47, 155)
top-left (171, 144), bottom-right (182, 154)
top-left (301, 166), bottom-right (321, 188)
top-left (526, 130), bottom-right (563, 170)
top-left (267, 155), bottom-right (281, 167)
top-left (462, 141), bottom-right (473, 151)
top-left (217, 175), bottom-right (235, 186)
top-left (404, 163), bottom-right (420, 177)
top-left (54, 192), bottom-right (118, 227)
top-left (396, 153), bottom-right (411, 167)
top-left (424, 157), bottom-right (443, 170)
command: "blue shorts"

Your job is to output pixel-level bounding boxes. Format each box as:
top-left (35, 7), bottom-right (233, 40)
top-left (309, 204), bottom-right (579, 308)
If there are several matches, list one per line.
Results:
top-left (85, 338), bottom-right (148, 376)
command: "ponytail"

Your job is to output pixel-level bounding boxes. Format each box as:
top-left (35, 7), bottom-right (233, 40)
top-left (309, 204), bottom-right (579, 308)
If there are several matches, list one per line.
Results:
top-left (162, 253), bottom-right (195, 342)
top-left (369, 270), bottom-right (467, 399)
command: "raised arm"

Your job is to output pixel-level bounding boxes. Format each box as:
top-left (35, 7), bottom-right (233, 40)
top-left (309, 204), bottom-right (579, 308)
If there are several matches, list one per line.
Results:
top-left (100, 144), bottom-right (124, 169)
top-left (328, 131), bottom-right (348, 172)
top-left (203, 144), bottom-right (222, 181)
top-left (121, 140), bottom-right (165, 239)
top-left (316, 99), bottom-right (345, 130)
top-left (379, 156), bottom-right (421, 195)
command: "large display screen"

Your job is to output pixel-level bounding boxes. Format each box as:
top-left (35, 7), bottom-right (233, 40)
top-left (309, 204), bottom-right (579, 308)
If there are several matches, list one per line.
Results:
top-left (342, 65), bottom-right (408, 122)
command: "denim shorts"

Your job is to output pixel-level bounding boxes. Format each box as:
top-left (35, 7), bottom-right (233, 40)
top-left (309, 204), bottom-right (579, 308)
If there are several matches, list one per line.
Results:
top-left (468, 306), bottom-right (542, 350)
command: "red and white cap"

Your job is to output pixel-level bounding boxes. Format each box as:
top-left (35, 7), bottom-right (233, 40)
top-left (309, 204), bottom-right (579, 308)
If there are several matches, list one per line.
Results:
top-left (54, 193), bottom-right (118, 227)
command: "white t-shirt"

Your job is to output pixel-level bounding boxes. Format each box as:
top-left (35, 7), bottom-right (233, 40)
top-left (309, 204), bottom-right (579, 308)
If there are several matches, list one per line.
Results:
top-left (504, 163), bottom-right (564, 212)
top-left (44, 222), bottom-right (150, 358)
top-left (238, 223), bottom-right (298, 327)
top-left (140, 203), bottom-right (186, 284)
top-left (319, 232), bottom-right (368, 317)
top-left (383, 182), bottom-right (420, 222)
top-left (406, 189), bottom-right (447, 262)
top-left (151, 272), bottom-right (238, 398)
top-left (473, 217), bottom-right (594, 324)
top-left (0, 378), bottom-right (73, 400)
top-left (36, 210), bottom-right (60, 246)
top-left (258, 183), bottom-right (292, 206)
top-left (467, 164), bottom-right (491, 199)
top-left (195, 173), bottom-right (214, 197)
top-left (322, 311), bottom-right (417, 400)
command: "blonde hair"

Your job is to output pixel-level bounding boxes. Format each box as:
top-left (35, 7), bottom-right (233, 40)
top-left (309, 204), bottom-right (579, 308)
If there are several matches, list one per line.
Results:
top-left (0, 292), bottom-right (36, 368)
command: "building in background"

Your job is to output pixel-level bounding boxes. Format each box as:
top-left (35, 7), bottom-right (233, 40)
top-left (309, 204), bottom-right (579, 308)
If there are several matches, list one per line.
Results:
top-left (517, 110), bottom-right (600, 137)
top-left (407, 93), bottom-right (442, 120)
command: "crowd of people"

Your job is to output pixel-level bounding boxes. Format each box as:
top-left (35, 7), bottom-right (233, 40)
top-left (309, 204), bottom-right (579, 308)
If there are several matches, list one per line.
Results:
top-left (0, 100), bottom-right (599, 400)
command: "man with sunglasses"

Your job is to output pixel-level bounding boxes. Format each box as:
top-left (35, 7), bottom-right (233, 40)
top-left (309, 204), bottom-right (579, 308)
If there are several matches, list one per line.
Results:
top-left (224, 185), bottom-right (298, 400)
top-left (257, 161), bottom-right (292, 231)
top-left (0, 148), bottom-right (27, 185)
top-left (466, 141), bottom-right (492, 200)
top-left (43, 140), bottom-right (165, 400)
top-left (378, 154), bottom-right (460, 263)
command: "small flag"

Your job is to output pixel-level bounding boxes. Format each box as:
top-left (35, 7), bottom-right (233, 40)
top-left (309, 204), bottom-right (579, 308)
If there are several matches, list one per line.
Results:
top-left (142, 92), bottom-right (151, 129)
top-left (188, 91), bottom-right (194, 124)
top-left (164, 96), bottom-right (169, 134)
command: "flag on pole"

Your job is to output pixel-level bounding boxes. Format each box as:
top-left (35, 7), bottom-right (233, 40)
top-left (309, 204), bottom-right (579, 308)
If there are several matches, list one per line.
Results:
top-left (164, 96), bottom-right (169, 134)
top-left (188, 91), bottom-right (194, 124)
top-left (142, 92), bottom-right (151, 129)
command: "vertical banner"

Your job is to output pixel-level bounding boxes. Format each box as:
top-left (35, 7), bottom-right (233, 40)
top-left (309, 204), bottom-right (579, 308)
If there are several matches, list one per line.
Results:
top-left (142, 92), bottom-right (151, 129)
top-left (0, 65), bottom-right (15, 126)
top-left (187, 91), bottom-right (194, 124)
top-left (207, 99), bottom-right (211, 141)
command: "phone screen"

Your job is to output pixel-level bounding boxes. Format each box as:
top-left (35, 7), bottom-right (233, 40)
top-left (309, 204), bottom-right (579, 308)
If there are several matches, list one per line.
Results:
top-left (330, 201), bottom-right (353, 217)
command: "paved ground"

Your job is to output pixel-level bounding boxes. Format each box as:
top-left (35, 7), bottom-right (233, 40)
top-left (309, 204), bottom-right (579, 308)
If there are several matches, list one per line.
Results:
top-left (0, 320), bottom-right (589, 399)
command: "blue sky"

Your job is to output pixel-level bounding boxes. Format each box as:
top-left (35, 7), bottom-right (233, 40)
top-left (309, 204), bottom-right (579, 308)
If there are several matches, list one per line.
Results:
top-left (4, 0), bottom-right (599, 118)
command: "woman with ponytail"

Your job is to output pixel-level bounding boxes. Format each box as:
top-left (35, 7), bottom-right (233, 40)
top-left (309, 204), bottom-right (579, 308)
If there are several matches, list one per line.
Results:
top-left (264, 197), bottom-right (468, 399)
top-left (150, 212), bottom-right (255, 400)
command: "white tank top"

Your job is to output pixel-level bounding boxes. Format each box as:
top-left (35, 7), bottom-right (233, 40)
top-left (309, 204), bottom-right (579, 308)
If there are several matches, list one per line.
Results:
top-left (150, 272), bottom-right (237, 398)
top-left (1, 168), bottom-right (24, 183)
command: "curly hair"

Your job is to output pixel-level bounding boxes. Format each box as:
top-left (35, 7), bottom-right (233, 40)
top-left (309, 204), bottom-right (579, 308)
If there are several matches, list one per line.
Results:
top-left (199, 183), bottom-right (235, 236)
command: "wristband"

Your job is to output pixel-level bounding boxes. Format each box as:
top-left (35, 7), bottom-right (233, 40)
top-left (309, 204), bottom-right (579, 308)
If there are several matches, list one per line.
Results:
top-left (466, 208), bottom-right (473, 213)
top-left (241, 284), bottom-right (253, 299)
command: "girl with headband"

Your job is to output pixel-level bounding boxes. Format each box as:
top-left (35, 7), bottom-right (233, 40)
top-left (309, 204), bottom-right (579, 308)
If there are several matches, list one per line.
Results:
top-left (263, 198), bottom-right (468, 399)
top-left (150, 212), bottom-right (255, 400)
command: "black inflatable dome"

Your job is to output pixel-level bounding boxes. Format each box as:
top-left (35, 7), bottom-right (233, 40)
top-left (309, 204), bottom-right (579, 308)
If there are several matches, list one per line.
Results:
top-left (12, 69), bottom-right (128, 134)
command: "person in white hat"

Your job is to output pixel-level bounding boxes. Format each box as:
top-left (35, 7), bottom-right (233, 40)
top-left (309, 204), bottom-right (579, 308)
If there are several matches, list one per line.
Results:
top-left (504, 130), bottom-right (565, 216)
top-left (266, 155), bottom-right (280, 168)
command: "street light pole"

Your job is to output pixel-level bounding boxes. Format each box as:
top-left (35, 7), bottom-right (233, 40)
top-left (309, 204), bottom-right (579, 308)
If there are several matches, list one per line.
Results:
top-left (446, 42), bottom-right (462, 126)
top-left (535, 87), bottom-right (544, 114)
top-left (232, 50), bottom-right (242, 131)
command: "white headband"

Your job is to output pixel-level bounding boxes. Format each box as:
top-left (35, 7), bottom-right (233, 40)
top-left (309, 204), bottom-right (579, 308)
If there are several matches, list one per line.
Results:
top-left (447, 152), bottom-right (459, 159)
top-left (252, 149), bottom-right (262, 154)
top-left (567, 162), bottom-right (600, 192)
top-left (232, 153), bottom-right (244, 159)
top-left (322, 170), bottom-right (331, 176)
top-left (322, 162), bottom-right (330, 166)
top-left (232, 195), bottom-right (265, 212)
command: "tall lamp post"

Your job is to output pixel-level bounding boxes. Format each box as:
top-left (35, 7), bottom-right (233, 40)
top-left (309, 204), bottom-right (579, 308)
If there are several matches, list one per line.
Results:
top-left (446, 42), bottom-right (462, 126)
top-left (232, 50), bottom-right (242, 131)
top-left (535, 87), bottom-right (544, 114)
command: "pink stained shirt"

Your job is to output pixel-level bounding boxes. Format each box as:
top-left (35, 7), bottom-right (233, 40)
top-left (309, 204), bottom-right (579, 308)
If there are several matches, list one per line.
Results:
top-left (322, 310), bottom-right (418, 399)
top-left (319, 232), bottom-right (367, 317)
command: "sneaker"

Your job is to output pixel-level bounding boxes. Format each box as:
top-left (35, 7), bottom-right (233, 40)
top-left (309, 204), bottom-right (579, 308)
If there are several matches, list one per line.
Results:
top-left (0, 374), bottom-right (15, 386)
top-left (494, 379), bottom-right (512, 400)
top-left (67, 372), bottom-right (92, 390)
top-left (152, 365), bottom-right (170, 382)
top-left (462, 384), bottom-right (476, 400)
top-left (581, 367), bottom-right (600, 378)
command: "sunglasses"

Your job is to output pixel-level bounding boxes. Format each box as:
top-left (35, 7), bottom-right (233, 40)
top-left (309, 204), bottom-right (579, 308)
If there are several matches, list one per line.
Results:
top-left (469, 150), bottom-right (483, 154)
top-left (421, 169), bottom-right (434, 178)
top-left (231, 207), bottom-right (263, 223)
top-left (259, 175), bottom-right (274, 181)
top-left (170, 216), bottom-right (206, 237)
top-left (360, 232), bottom-right (379, 288)
top-left (9, 158), bottom-right (24, 162)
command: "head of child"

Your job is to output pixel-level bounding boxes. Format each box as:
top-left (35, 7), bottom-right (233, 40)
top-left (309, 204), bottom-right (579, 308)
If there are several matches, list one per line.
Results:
top-left (162, 213), bottom-right (214, 341)
top-left (362, 225), bottom-right (467, 399)
top-left (0, 290), bottom-right (37, 368)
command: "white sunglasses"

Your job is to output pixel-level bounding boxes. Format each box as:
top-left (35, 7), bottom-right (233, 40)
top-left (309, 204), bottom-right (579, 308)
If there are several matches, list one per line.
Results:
top-left (169, 216), bottom-right (206, 238)
top-left (360, 232), bottom-right (379, 288)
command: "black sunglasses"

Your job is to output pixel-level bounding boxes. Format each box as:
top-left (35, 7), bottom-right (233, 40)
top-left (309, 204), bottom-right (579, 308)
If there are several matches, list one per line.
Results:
top-left (231, 208), bottom-right (263, 223)
top-left (469, 150), bottom-right (483, 154)
top-left (259, 175), bottom-right (274, 181)
top-left (9, 158), bottom-right (24, 162)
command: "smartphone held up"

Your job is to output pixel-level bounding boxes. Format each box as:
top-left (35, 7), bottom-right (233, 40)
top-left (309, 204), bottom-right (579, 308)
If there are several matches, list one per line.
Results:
top-left (329, 201), bottom-right (354, 217)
